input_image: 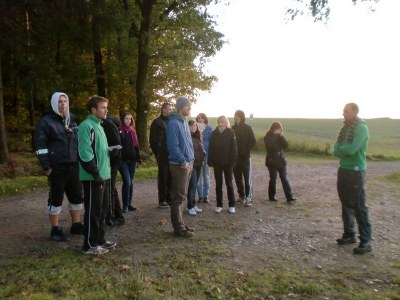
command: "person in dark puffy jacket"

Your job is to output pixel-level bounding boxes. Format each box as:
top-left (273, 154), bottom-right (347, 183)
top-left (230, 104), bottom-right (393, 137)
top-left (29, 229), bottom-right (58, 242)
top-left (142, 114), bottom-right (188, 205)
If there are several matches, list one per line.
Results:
top-left (119, 112), bottom-right (141, 213)
top-left (208, 116), bottom-right (238, 214)
top-left (149, 103), bottom-right (172, 208)
top-left (264, 121), bottom-right (296, 203)
top-left (232, 110), bottom-right (257, 206)
top-left (187, 120), bottom-right (205, 216)
top-left (101, 115), bottom-right (124, 226)
top-left (34, 92), bottom-right (83, 242)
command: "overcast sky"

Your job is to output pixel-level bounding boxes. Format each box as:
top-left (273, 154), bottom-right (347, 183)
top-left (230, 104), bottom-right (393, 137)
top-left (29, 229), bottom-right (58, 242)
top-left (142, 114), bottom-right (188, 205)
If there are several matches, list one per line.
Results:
top-left (191, 0), bottom-right (400, 119)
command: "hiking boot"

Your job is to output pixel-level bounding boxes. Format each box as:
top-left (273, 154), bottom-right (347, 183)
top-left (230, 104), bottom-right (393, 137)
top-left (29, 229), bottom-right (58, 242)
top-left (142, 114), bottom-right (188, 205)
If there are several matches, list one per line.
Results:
top-left (194, 206), bottom-right (203, 213)
top-left (228, 207), bottom-right (236, 214)
top-left (113, 218), bottom-right (125, 226)
top-left (158, 202), bottom-right (169, 208)
top-left (50, 227), bottom-right (67, 242)
top-left (353, 243), bottom-right (372, 254)
top-left (188, 208), bottom-right (197, 216)
top-left (99, 241), bottom-right (117, 249)
top-left (70, 222), bottom-right (84, 235)
top-left (174, 229), bottom-right (194, 238)
top-left (214, 207), bottom-right (222, 213)
top-left (82, 246), bottom-right (109, 255)
top-left (336, 235), bottom-right (357, 245)
top-left (185, 225), bottom-right (195, 232)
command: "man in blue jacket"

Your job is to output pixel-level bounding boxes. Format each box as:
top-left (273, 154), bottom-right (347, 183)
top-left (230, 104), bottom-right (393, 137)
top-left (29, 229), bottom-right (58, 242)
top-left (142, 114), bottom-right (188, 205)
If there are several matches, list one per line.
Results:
top-left (166, 96), bottom-right (195, 237)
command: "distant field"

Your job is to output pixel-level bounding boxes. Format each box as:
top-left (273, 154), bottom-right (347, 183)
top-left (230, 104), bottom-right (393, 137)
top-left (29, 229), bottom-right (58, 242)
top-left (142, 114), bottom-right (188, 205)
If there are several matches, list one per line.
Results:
top-left (205, 117), bottom-right (400, 159)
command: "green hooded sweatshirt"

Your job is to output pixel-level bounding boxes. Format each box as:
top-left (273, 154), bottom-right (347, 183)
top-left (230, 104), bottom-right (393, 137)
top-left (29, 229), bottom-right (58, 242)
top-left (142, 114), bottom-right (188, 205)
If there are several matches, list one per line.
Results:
top-left (333, 118), bottom-right (369, 171)
top-left (78, 114), bottom-right (111, 180)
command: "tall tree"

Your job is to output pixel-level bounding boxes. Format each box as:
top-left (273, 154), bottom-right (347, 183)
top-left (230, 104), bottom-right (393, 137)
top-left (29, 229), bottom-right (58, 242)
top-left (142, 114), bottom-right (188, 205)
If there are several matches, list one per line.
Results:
top-left (127, 0), bottom-right (224, 147)
top-left (0, 51), bottom-right (9, 163)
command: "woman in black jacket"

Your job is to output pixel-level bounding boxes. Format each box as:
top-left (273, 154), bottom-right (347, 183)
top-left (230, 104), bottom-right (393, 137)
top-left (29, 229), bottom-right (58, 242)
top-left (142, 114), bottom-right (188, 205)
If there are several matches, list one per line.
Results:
top-left (264, 121), bottom-right (296, 203)
top-left (119, 112), bottom-right (141, 212)
top-left (208, 116), bottom-right (238, 213)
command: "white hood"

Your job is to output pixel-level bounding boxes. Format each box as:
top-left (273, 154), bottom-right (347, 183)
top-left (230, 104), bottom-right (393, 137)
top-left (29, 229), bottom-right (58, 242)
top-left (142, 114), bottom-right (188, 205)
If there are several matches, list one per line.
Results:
top-left (50, 92), bottom-right (70, 128)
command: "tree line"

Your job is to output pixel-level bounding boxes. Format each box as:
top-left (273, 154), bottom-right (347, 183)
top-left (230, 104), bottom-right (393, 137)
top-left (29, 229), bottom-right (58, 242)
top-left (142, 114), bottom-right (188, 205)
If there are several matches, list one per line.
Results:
top-left (0, 0), bottom-right (375, 163)
top-left (0, 0), bottom-right (225, 163)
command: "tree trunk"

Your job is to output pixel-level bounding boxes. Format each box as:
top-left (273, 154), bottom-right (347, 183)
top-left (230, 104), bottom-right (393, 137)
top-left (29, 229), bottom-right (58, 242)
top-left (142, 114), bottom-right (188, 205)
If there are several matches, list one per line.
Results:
top-left (135, 1), bottom-right (154, 150)
top-left (0, 54), bottom-right (9, 163)
top-left (91, 0), bottom-right (106, 97)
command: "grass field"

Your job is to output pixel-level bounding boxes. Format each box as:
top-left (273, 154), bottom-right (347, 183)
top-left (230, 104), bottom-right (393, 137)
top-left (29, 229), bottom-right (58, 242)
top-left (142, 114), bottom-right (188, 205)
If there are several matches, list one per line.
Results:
top-left (207, 117), bottom-right (400, 159)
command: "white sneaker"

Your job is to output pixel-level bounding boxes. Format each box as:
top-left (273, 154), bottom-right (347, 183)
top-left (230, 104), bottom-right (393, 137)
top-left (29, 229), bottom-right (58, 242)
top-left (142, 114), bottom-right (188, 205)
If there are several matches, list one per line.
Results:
top-left (228, 207), bottom-right (236, 214)
top-left (194, 206), bottom-right (203, 213)
top-left (214, 207), bottom-right (222, 213)
top-left (245, 199), bottom-right (253, 206)
top-left (82, 246), bottom-right (109, 255)
top-left (188, 208), bottom-right (197, 216)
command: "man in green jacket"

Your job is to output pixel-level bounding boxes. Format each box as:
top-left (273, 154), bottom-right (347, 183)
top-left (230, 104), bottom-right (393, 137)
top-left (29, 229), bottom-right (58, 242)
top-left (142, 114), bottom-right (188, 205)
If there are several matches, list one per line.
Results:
top-left (333, 102), bottom-right (372, 254)
top-left (78, 95), bottom-right (116, 255)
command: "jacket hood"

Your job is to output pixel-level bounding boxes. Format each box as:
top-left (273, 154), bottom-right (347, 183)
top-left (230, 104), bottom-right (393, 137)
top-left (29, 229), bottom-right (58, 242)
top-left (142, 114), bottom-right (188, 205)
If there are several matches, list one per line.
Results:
top-left (51, 92), bottom-right (70, 128)
top-left (169, 111), bottom-right (185, 121)
top-left (234, 110), bottom-right (246, 124)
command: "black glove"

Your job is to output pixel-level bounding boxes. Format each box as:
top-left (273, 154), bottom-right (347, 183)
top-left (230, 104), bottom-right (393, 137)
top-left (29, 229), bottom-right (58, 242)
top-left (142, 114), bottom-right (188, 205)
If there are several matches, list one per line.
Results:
top-left (93, 173), bottom-right (105, 186)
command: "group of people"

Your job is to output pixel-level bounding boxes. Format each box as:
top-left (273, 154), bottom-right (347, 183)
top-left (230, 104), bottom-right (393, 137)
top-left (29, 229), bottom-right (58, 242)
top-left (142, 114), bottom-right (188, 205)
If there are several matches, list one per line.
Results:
top-left (35, 93), bottom-right (140, 255)
top-left (35, 92), bottom-right (373, 255)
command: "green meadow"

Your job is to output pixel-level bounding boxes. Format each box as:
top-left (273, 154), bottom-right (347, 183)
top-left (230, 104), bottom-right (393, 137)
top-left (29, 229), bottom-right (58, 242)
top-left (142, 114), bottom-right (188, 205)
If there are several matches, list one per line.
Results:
top-left (207, 117), bottom-right (400, 159)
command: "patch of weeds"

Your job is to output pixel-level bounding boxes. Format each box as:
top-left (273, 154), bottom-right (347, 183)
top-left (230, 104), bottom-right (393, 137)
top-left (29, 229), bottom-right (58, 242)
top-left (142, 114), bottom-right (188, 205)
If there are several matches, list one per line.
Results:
top-left (381, 172), bottom-right (400, 185)
top-left (0, 176), bottom-right (47, 197)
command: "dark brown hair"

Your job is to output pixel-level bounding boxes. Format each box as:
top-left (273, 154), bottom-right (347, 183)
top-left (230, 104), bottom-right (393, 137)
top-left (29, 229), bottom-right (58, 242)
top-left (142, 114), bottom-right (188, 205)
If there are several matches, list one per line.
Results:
top-left (188, 120), bottom-right (202, 140)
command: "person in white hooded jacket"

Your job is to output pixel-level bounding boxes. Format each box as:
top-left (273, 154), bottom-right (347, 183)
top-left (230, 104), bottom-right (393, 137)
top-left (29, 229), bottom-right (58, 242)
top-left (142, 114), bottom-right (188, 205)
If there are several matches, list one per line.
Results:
top-left (34, 92), bottom-right (84, 242)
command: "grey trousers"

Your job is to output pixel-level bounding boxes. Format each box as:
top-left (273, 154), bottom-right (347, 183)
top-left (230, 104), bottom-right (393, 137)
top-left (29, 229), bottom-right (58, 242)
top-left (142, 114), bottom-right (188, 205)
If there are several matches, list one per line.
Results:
top-left (169, 163), bottom-right (192, 231)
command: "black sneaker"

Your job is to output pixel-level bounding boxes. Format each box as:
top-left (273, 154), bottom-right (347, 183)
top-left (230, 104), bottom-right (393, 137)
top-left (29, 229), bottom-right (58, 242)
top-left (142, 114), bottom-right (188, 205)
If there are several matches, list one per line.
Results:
top-left (113, 218), bottom-right (125, 226)
top-left (336, 235), bottom-right (357, 245)
top-left (50, 227), bottom-right (67, 242)
top-left (174, 229), bottom-right (194, 238)
top-left (128, 205), bottom-right (137, 211)
top-left (353, 243), bottom-right (372, 254)
top-left (158, 202), bottom-right (169, 208)
top-left (203, 197), bottom-right (210, 203)
top-left (70, 222), bottom-right (84, 235)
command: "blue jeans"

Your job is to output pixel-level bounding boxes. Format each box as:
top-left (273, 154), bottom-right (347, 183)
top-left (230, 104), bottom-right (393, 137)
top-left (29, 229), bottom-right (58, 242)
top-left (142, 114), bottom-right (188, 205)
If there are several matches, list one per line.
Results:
top-left (119, 160), bottom-right (137, 209)
top-left (337, 168), bottom-right (372, 245)
top-left (188, 167), bottom-right (201, 209)
top-left (197, 155), bottom-right (210, 199)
